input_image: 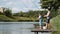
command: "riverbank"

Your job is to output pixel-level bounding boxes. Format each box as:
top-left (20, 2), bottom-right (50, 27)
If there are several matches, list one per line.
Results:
top-left (0, 15), bottom-right (38, 22)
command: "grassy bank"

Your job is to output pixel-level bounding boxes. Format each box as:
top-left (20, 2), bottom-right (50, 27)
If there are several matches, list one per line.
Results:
top-left (0, 15), bottom-right (17, 22)
top-left (50, 15), bottom-right (60, 34)
top-left (0, 15), bottom-right (37, 22)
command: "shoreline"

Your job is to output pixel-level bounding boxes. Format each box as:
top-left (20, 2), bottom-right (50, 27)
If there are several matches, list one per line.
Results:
top-left (0, 20), bottom-right (39, 22)
top-left (0, 22), bottom-right (38, 24)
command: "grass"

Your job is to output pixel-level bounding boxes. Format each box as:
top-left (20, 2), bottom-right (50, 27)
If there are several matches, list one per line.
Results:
top-left (0, 15), bottom-right (17, 22)
top-left (50, 15), bottom-right (60, 34)
top-left (13, 16), bottom-right (36, 20)
top-left (0, 15), bottom-right (36, 22)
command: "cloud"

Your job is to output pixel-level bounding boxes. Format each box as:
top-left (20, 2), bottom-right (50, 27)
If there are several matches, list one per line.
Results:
top-left (8, 2), bottom-right (13, 5)
top-left (0, 6), bottom-right (2, 7)
top-left (21, 0), bottom-right (40, 10)
top-left (3, 0), bottom-right (7, 1)
top-left (6, 1), bottom-right (13, 5)
top-left (5, 1), bottom-right (16, 8)
top-left (21, 0), bottom-right (33, 7)
top-left (12, 7), bottom-right (20, 13)
top-left (0, 0), bottom-right (41, 13)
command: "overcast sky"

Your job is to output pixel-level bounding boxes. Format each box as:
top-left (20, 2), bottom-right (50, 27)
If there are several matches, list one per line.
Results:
top-left (0, 0), bottom-right (41, 13)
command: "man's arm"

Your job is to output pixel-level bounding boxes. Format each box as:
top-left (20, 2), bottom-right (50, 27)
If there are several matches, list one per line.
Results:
top-left (46, 11), bottom-right (50, 17)
top-left (44, 9), bottom-right (50, 17)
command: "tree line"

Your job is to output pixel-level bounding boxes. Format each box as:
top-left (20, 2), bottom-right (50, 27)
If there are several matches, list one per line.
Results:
top-left (0, 8), bottom-right (60, 19)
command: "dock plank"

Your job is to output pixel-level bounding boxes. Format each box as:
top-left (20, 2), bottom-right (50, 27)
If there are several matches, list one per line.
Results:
top-left (31, 29), bottom-right (53, 34)
top-left (31, 28), bottom-right (56, 32)
top-left (31, 29), bottom-right (52, 32)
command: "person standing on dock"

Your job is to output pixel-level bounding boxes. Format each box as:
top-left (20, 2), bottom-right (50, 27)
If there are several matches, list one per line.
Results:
top-left (44, 8), bottom-right (51, 29)
top-left (38, 13), bottom-right (43, 29)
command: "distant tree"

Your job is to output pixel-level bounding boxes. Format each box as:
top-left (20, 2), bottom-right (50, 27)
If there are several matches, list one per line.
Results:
top-left (0, 12), bottom-right (4, 15)
top-left (13, 11), bottom-right (27, 17)
top-left (13, 10), bottom-right (48, 18)
top-left (4, 8), bottom-right (12, 17)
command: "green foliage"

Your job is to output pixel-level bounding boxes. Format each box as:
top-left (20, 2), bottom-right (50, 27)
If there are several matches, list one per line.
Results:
top-left (51, 15), bottom-right (60, 34)
top-left (0, 12), bottom-right (4, 15)
top-left (57, 9), bottom-right (60, 15)
top-left (41, 0), bottom-right (60, 9)
top-left (40, 0), bottom-right (60, 18)
top-left (13, 11), bottom-right (29, 17)
top-left (4, 9), bottom-right (12, 17)
top-left (13, 10), bottom-right (48, 19)
top-left (0, 15), bottom-right (17, 22)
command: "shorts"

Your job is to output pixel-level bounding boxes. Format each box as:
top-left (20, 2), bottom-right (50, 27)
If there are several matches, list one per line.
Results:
top-left (39, 19), bottom-right (43, 26)
top-left (46, 17), bottom-right (50, 23)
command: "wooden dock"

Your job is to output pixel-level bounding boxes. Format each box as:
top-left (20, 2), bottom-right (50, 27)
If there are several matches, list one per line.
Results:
top-left (32, 23), bottom-right (57, 34)
top-left (31, 28), bottom-right (56, 34)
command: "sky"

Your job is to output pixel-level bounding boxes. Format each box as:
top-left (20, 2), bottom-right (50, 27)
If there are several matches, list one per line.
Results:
top-left (0, 0), bottom-right (41, 13)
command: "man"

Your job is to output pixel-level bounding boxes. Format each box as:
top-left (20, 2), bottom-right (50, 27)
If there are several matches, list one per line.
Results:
top-left (44, 9), bottom-right (50, 29)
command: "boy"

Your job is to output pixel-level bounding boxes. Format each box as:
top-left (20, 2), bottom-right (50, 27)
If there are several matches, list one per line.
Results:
top-left (38, 13), bottom-right (43, 29)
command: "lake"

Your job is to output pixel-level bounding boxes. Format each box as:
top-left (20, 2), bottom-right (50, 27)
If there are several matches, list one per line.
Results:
top-left (0, 22), bottom-right (51, 34)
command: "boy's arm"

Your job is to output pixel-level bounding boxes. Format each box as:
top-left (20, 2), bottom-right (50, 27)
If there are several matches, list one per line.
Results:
top-left (37, 16), bottom-right (41, 20)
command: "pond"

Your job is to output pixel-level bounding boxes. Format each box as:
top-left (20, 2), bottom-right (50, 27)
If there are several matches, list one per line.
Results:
top-left (0, 22), bottom-right (51, 34)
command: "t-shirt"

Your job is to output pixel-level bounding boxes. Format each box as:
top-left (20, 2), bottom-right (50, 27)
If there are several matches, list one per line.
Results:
top-left (38, 16), bottom-right (41, 19)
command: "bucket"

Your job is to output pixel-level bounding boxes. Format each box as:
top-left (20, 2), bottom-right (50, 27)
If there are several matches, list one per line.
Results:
top-left (43, 26), bottom-right (46, 29)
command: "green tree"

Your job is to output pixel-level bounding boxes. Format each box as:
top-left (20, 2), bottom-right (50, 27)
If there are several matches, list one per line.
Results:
top-left (40, 0), bottom-right (60, 18)
top-left (4, 8), bottom-right (12, 17)
top-left (41, 0), bottom-right (60, 10)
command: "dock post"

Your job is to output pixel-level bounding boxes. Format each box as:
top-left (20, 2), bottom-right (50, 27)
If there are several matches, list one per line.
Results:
top-left (34, 32), bottom-right (38, 34)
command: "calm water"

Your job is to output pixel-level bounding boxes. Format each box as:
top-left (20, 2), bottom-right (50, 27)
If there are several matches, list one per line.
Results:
top-left (0, 22), bottom-right (51, 34)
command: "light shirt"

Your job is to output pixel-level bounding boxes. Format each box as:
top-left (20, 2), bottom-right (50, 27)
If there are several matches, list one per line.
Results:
top-left (38, 16), bottom-right (41, 19)
top-left (46, 11), bottom-right (50, 17)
